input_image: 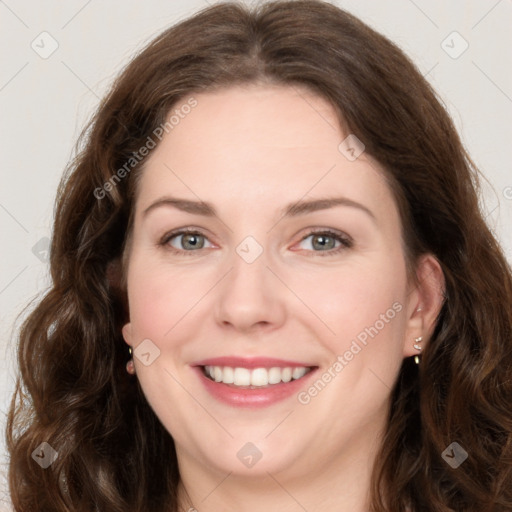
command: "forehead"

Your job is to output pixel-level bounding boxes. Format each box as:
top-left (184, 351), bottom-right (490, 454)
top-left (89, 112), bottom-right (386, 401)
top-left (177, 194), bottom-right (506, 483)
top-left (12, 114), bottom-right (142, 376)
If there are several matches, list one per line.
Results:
top-left (158, 84), bottom-right (344, 165)
top-left (134, 84), bottom-right (397, 226)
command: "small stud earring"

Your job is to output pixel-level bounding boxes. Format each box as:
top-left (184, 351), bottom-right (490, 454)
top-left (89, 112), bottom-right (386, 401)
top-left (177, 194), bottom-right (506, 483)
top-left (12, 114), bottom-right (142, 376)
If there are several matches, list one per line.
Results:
top-left (413, 336), bottom-right (422, 365)
top-left (126, 346), bottom-right (135, 375)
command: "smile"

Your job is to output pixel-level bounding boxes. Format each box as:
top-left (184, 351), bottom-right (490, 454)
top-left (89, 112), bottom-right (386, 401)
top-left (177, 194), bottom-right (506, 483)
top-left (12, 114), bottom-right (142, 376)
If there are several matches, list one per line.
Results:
top-left (193, 357), bottom-right (318, 407)
top-left (202, 365), bottom-right (313, 387)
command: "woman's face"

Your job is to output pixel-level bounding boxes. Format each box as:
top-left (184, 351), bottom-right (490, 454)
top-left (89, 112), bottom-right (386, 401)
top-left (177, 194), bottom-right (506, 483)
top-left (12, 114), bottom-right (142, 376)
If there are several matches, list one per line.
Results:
top-left (122, 84), bottom-right (428, 479)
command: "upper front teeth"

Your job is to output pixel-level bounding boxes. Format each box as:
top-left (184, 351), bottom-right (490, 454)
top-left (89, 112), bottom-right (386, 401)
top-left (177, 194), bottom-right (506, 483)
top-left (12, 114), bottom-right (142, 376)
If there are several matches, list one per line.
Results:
top-left (204, 366), bottom-right (310, 387)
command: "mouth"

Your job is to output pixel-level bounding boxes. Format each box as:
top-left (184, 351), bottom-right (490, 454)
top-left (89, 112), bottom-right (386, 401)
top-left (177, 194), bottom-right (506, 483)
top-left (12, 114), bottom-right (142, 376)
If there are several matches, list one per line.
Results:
top-left (201, 364), bottom-right (314, 388)
top-left (192, 357), bottom-right (318, 407)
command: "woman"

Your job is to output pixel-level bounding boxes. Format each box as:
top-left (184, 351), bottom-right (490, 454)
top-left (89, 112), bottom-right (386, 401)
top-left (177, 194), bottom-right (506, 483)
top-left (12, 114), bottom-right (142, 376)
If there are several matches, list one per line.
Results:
top-left (6, 1), bottom-right (512, 511)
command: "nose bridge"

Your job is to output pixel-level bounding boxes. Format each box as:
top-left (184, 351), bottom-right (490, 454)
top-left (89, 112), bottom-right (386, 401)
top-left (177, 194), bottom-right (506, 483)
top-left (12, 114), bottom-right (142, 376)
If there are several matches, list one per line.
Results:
top-left (227, 232), bottom-right (272, 302)
top-left (214, 232), bottom-right (286, 331)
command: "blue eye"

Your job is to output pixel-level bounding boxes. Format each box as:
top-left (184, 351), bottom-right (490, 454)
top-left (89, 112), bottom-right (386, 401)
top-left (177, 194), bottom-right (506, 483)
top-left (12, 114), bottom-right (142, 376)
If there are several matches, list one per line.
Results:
top-left (159, 228), bottom-right (352, 256)
top-left (161, 229), bottom-right (212, 253)
top-left (296, 230), bottom-right (353, 256)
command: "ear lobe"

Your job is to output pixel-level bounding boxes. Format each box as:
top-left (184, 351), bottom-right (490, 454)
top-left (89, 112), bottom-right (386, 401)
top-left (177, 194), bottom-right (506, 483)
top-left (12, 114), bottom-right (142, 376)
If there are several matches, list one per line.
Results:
top-left (403, 254), bottom-right (445, 358)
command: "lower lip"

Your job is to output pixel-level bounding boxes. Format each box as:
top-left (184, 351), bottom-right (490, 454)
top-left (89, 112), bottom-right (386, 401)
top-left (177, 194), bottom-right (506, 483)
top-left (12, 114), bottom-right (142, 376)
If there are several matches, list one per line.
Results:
top-left (193, 367), bottom-right (317, 408)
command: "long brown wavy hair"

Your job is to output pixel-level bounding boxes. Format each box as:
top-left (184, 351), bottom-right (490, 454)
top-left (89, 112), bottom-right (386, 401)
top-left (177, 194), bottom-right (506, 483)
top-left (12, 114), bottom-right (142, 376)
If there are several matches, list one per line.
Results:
top-left (6, 1), bottom-right (512, 510)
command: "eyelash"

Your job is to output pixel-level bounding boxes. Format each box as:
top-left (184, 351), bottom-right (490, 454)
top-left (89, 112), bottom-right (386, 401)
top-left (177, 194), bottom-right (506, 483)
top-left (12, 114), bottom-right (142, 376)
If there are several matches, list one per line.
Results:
top-left (158, 228), bottom-right (353, 257)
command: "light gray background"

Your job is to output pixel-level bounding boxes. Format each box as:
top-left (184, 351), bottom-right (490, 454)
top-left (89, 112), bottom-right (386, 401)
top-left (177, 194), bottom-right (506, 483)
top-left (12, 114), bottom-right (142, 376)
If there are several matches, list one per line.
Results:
top-left (1, 0), bottom-right (511, 509)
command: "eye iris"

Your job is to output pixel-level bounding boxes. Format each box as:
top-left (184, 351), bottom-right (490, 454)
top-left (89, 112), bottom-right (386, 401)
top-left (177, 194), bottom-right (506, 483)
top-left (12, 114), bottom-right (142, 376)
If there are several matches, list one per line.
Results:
top-left (312, 234), bottom-right (335, 251)
top-left (182, 233), bottom-right (204, 250)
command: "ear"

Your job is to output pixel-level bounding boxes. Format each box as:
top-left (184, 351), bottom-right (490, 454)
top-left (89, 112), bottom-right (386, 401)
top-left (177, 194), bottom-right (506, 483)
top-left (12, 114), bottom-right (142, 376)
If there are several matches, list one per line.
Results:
top-left (122, 322), bottom-right (133, 347)
top-left (402, 253), bottom-right (445, 358)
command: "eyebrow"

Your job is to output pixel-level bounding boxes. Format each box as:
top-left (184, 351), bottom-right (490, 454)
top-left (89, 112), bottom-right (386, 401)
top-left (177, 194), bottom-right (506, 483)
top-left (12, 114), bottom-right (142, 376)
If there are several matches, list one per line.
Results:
top-left (142, 196), bottom-right (376, 222)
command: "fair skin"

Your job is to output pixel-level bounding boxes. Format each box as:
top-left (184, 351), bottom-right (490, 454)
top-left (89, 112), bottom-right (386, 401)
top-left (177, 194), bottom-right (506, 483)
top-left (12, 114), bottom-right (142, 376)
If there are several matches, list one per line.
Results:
top-left (122, 84), bottom-right (444, 512)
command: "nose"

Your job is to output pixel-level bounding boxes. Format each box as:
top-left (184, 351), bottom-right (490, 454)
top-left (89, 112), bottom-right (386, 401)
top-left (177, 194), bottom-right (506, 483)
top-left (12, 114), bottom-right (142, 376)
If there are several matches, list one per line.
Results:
top-left (214, 242), bottom-right (287, 334)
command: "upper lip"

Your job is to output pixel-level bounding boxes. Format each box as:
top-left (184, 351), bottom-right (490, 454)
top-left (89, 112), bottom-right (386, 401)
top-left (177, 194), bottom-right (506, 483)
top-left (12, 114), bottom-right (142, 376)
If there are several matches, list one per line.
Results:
top-left (192, 356), bottom-right (315, 369)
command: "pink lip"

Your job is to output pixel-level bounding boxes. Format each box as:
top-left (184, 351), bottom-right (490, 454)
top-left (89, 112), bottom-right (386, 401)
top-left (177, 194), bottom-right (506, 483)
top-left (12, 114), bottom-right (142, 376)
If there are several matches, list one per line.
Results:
top-left (191, 357), bottom-right (318, 408)
top-left (192, 356), bottom-right (313, 369)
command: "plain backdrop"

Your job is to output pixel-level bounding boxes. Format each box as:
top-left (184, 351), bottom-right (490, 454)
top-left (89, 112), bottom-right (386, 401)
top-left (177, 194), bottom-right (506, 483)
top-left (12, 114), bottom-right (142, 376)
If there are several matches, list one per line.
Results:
top-left (1, 0), bottom-right (511, 509)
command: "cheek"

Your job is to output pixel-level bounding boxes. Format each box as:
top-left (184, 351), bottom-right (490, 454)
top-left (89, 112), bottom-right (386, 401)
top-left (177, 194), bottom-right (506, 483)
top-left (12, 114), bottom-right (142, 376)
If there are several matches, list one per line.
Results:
top-left (304, 254), bottom-right (408, 356)
top-left (296, 258), bottom-right (408, 426)
top-left (126, 257), bottom-right (207, 340)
